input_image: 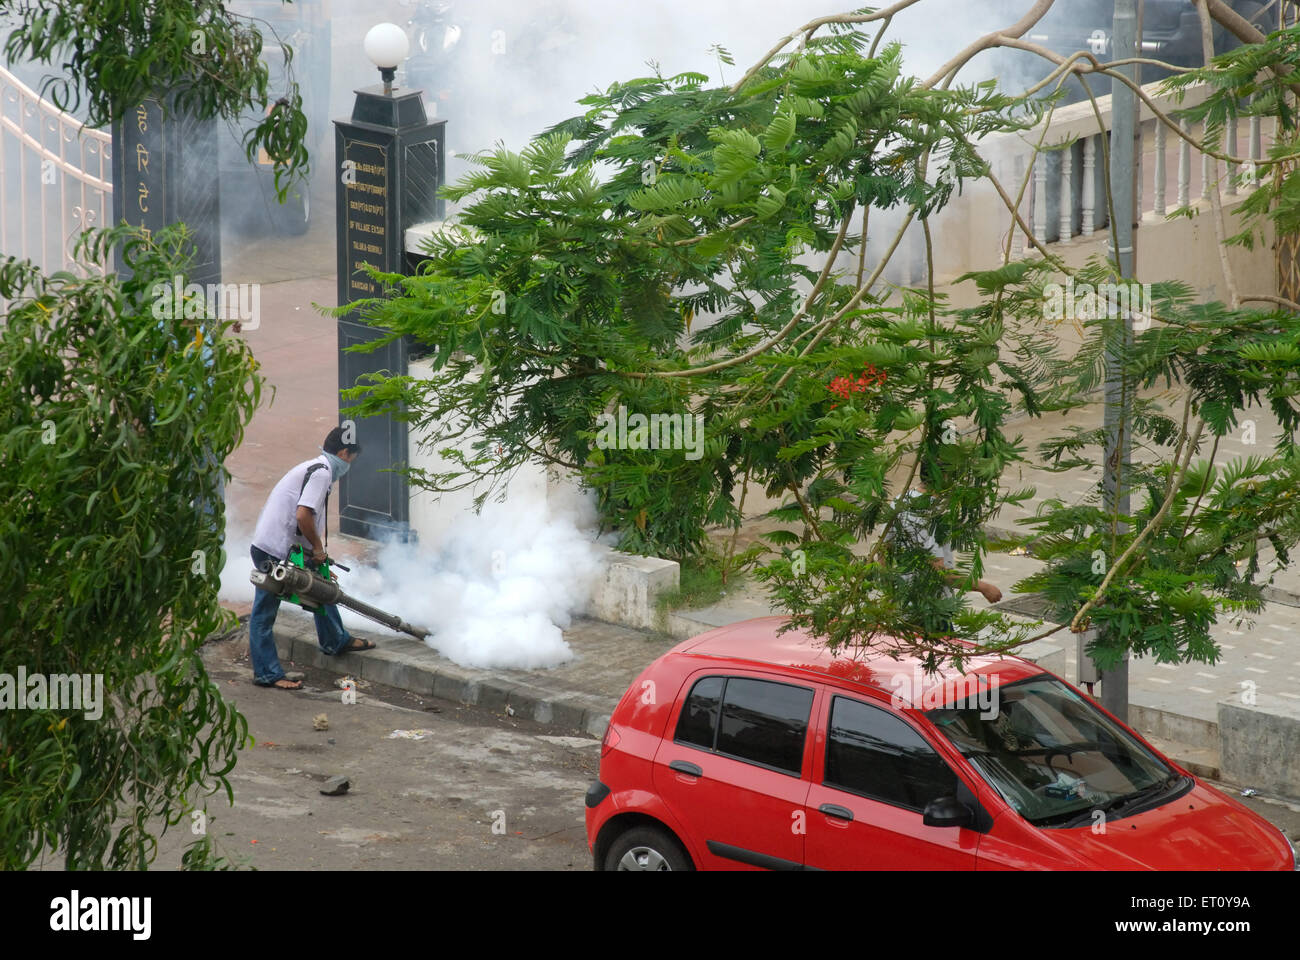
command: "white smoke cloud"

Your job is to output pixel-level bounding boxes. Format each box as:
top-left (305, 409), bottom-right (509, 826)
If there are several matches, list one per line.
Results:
top-left (220, 478), bottom-right (606, 670)
top-left (336, 482), bottom-right (604, 669)
top-left (363, 0), bottom-right (1037, 188)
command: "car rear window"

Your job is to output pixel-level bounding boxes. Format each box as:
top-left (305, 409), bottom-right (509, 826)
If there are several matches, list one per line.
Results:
top-left (826, 696), bottom-right (957, 811)
top-left (674, 675), bottom-right (813, 776)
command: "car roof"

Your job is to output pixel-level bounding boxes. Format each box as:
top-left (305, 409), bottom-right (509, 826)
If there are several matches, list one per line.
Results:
top-left (675, 616), bottom-right (1045, 707)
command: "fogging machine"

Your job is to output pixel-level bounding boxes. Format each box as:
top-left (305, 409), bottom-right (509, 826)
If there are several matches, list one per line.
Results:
top-left (249, 546), bottom-right (431, 640)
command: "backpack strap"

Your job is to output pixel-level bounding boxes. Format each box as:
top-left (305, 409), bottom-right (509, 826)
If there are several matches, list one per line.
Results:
top-left (295, 461), bottom-right (330, 549)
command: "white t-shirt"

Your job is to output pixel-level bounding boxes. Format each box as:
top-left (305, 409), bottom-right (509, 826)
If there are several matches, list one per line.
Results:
top-left (251, 455), bottom-right (333, 560)
top-left (886, 490), bottom-right (955, 596)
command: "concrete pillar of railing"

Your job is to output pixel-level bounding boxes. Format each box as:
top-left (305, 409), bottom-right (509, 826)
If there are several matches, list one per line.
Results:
top-left (1058, 146), bottom-right (1072, 243)
top-left (1250, 114), bottom-right (1262, 187)
top-left (900, 221), bottom-right (913, 285)
top-left (1178, 119), bottom-right (1190, 209)
top-left (1033, 155), bottom-right (1047, 244)
top-left (1153, 120), bottom-right (1166, 218)
top-left (1226, 116), bottom-right (1239, 196)
top-left (1202, 121), bottom-right (1212, 202)
top-left (1081, 136), bottom-right (1096, 237)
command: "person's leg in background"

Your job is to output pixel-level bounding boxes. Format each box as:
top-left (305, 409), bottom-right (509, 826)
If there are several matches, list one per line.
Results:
top-left (249, 545), bottom-right (289, 685)
top-left (314, 603), bottom-right (355, 655)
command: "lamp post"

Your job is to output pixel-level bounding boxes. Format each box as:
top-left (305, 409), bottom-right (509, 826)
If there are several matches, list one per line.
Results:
top-left (364, 21), bottom-right (409, 96)
top-left (334, 22), bottom-right (446, 541)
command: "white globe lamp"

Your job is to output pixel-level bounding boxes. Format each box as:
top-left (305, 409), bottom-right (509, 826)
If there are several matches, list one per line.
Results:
top-left (364, 23), bottom-right (410, 96)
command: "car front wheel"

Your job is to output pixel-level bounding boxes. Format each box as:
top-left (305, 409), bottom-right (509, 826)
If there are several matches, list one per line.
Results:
top-left (604, 825), bottom-right (693, 871)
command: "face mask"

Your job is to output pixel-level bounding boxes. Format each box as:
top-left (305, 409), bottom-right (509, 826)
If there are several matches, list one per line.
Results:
top-left (323, 450), bottom-right (350, 481)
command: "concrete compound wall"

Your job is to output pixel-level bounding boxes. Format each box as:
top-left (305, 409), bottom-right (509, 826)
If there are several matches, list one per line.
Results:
top-left (405, 357), bottom-right (552, 550)
top-left (1219, 692), bottom-right (1300, 797)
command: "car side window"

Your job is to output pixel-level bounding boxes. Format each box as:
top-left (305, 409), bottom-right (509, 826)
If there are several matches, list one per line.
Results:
top-left (674, 675), bottom-right (814, 776)
top-left (716, 678), bottom-right (813, 775)
top-left (675, 676), bottom-right (725, 749)
top-left (825, 696), bottom-right (958, 812)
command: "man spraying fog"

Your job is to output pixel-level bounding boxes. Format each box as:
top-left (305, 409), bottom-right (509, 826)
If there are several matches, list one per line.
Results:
top-left (248, 426), bottom-right (376, 689)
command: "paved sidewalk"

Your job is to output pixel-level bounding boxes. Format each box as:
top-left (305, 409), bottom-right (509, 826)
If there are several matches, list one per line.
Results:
top-left (988, 392), bottom-right (1300, 606)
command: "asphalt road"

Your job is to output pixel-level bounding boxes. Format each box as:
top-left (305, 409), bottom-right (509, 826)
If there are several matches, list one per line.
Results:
top-left (149, 632), bottom-right (600, 870)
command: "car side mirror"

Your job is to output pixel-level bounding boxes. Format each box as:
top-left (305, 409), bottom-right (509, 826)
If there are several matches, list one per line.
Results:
top-left (923, 795), bottom-right (974, 829)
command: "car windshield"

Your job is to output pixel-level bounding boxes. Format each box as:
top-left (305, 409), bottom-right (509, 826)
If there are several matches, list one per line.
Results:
top-left (925, 676), bottom-right (1177, 827)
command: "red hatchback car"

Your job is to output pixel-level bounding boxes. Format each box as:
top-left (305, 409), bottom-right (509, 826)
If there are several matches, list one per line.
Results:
top-left (585, 617), bottom-right (1299, 870)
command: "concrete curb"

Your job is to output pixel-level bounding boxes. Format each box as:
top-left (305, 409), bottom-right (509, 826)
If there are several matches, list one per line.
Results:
top-left (272, 612), bottom-right (616, 738)
top-left (1219, 693), bottom-right (1300, 798)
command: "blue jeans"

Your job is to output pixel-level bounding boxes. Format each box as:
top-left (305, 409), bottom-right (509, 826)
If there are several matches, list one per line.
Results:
top-left (249, 545), bottom-right (355, 685)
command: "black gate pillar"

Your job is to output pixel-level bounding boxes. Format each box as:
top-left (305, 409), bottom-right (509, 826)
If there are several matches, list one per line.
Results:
top-left (111, 97), bottom-right (222, 285)
top-left (334, 49), bottom-right (445, 541)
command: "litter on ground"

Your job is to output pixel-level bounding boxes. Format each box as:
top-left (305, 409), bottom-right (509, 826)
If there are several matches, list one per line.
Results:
top-left (387, 729), bottom-right (436, 741)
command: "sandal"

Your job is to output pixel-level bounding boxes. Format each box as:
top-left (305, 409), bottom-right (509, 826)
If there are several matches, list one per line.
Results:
top-left (261, 677), bottom-right (302, 690)
top-left (345, 637), bottom-right (377, 652)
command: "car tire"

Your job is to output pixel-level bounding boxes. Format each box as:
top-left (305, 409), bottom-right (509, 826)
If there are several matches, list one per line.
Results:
top-left (604, 825), bottom-right (693, 872)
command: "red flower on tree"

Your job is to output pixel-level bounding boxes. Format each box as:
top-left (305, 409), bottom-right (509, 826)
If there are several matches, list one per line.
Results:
top-left (827, 365), bottom-right (887, 407)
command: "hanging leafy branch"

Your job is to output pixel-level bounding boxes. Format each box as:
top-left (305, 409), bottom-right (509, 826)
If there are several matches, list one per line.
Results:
top-left (977, 255), bottom-right (1300, 668)
top-left (0, 224), bottom-right (260, 868)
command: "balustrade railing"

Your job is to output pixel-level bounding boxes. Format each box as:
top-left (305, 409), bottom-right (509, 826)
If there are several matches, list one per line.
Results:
top-left (0, 63), bottom-right (112, 279)
top-left (991, 80), bottom-right (1273, 253)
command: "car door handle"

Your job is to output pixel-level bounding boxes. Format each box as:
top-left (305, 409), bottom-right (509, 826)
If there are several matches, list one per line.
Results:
top-left (819, 803), bottom-right (854, 822)
top-left (669, 760), bottom-right (703, 778)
